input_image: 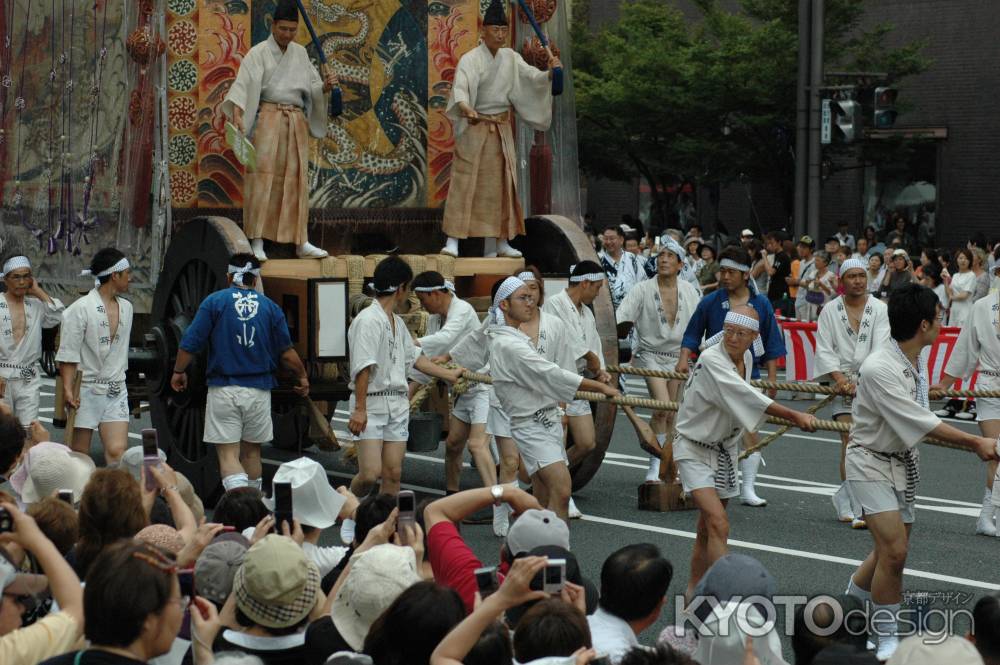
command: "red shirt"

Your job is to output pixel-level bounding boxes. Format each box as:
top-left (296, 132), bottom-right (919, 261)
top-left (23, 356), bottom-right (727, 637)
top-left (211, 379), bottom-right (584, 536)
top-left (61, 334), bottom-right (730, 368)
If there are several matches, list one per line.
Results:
top-left (427, 521), bottom-right (484, 614)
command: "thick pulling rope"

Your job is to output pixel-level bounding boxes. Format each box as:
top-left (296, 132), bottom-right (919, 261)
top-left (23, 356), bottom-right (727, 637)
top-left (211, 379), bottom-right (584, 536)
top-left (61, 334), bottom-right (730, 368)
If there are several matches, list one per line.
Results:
top-left (738, 394), bottom-right (835, 460)
top-left (458, 370), bottom-right (971, 454)
top-left (604, 364), bottom-right (1000, 399)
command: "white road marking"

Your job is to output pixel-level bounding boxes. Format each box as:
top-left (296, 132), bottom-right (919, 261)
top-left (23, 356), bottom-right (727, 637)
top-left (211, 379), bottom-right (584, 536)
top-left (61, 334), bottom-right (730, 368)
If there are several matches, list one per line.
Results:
top-left (581, 514), bottom-right (1000, 591)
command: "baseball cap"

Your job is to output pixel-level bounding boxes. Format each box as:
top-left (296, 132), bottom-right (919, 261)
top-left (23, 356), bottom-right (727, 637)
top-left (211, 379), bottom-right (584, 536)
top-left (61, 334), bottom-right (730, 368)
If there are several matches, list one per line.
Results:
top-left (797, 235), bottom-right (815, 248)
top-left (263, 457), bottom-right (346, 529)
top-left (740, 229), bottom-right (754, 238)
top-left (505, 509), bottom-right (570, 556)
top-left (195, 539), bottom-right (248, 606)
top-left (233, 534), bottom-right (320, 629)
top-left (331, 544), bottom-right (422, 650)
top-left (886, 634), bottom-right (984, 665)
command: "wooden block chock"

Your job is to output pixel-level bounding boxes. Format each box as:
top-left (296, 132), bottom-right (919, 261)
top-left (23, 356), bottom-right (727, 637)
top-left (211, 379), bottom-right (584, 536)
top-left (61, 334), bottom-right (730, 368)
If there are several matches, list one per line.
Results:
top-left (638, 479), bottom-right (694, 512)
top-left (620, 403), bottom-right (695, 512)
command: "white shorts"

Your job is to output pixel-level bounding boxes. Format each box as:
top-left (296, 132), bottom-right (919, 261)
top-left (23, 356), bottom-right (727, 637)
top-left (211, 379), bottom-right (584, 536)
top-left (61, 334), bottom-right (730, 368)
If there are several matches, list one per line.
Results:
top-left (75, 383), bottom-right (130, 430)
top-left (631, 349), bottom-right (680, 373)
top-left (676, 459), bottom-right (740, 500)
top-left (204, 385), bottom-right (273, 444)
top-left (992, 464), bottom-right (1000, 508)
top-left (832, 395), bottom-right (854, 420)
top-left (846, 480), bottom-right (916, 524)
top-left (350, 393), bottom-right (408, 442)
top-left (452, 389), bottom-right (489, 425)
top-left (486, 405), bottom-right (512, 439)
top-left (510, 411), bottom-right (567, 477)
top-left (976, 396), bottom-right (1000, 422)
top-left (1, 375), bottom-right (41, 426)
top-left (566, 399), bottom-right (591, 417)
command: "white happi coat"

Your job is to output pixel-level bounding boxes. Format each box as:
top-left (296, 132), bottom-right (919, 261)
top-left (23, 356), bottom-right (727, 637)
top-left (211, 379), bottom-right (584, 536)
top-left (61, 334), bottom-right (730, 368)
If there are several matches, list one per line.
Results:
top-left (943, 292), bottom-right (1000, 397)
top-left (487, 325), bottom-right (582, 421)
top-left (447, 43), bottom-right (552, 136)
top-left (0, 294), bottom-right (64, 380)
top-left (615, 277), bottom-right (700, 359)
top-left (412, 296), bottom-right (485, 391)
top-left (543, 289), bottom-right (604, 373)
top-left (222, 35), bottom-right (327, 140)
top-left (348, 302), bottom-right (419, 394)
top-left (55, 289), bottom-right (132, 391)
top-left (812, 295), bottom-right (891, 382)
top-left (673, 343), bottom-right (772, 468)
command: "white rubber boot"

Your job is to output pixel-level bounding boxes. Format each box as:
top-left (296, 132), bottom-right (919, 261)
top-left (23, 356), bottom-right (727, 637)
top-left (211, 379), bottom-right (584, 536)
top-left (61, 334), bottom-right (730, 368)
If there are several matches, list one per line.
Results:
top-left (976, 487), bottom-right (997, 536)
top-left (496, 238), bottom-right (523, 258)
top-left (832, 483), bottom-right (854, 522)
top-left (250, 238), bottom-right (268, 262)
top-left (296, 241), bottom-right (329, 258)
top-left (739, 452), bottom-right (767, 506)
top-left (441, 236), bottom-right (459, 257)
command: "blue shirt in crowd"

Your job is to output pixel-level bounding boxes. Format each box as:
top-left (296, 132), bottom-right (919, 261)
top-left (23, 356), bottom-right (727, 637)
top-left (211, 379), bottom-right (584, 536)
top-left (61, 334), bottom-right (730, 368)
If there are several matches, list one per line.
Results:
top-left (680, 289), bottom-right (786, 379)
top-left (179, 286), bottom-right (292, 389)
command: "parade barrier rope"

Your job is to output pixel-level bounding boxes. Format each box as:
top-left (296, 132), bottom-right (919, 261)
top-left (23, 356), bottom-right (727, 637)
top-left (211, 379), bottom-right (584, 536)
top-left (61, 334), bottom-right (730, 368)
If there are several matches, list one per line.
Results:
top-left (604, 365), bottom-right (1000, 399)
top-left (458, 370), bottom-right (972, 454)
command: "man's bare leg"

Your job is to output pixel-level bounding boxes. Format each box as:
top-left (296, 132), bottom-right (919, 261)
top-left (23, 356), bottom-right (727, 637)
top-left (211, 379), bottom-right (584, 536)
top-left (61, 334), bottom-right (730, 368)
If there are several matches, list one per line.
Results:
top-left (70, 428), bottom-right (93, 457)
top-left (98, 421), bottom-right (129, 467)
top-left (466, 423), bottom-right (497, 487)
top-left (351, 439), bottom-right (384, 496)
top-left (444, 418), bottom-right (472, 492)
top-left (534, 462), bottom-right (571, 521)
top-left (644, 377), bottom-right (678, 481)
top-left (380, 441), bottom-right (407, 496)
top-left (856, 510), bottom-right (911, 660)
top-left (566, 415), bottom-right (595, 467)
top-left (216, 442), bottom-right (248, 490)
top-left (240, 441), bottom-right (263, 490)
top-left (687, 488), bottom-right (730, 599)
top-left (496, 437), bottom-right (520, 484)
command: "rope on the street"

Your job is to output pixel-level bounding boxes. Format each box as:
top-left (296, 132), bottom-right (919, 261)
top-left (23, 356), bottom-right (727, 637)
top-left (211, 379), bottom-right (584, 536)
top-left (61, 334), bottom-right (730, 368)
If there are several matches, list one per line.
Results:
top-left (605, 364), bottom-right (1000, 399)
top-left (460, 370), bottom-right (971, 454)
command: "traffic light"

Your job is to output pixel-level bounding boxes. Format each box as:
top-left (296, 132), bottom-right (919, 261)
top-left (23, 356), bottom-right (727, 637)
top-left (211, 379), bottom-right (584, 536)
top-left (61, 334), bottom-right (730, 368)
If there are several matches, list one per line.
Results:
top-left (873, 86), bottom-right (898, 129)
top-left (831, 99), bottom-right (861, 143)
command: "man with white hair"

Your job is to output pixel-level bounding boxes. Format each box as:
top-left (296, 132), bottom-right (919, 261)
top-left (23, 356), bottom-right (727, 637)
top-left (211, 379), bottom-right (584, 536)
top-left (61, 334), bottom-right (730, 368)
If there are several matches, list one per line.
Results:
top-left (813, 257), bottom-right (891, 528)
top-left (675, 305), bottom-right (818, 600)
top-left (0, 255), bottom-right (64, 426)
top-left (931, 259), bottom-right (1000, 536)
top-left (616, 238), bottom-right (701, 482)
top-left (488, 276), bottom-right (620, 520)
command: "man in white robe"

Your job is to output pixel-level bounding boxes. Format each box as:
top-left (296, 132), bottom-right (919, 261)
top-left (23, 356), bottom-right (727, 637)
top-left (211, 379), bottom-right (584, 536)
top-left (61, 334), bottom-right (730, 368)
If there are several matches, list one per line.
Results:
top-left (843, 283), bottom-right (999, 661)
top-left (931, 260), bottom-right (1000, 536)
top-left (674, 306), bottom-right (818, 600)
top-left (440, 0), bottom-right (560, 259)
top-left (410, 271), bottom-right (496, 496)
top-left (222, 0), bottom-right (335, 262)
top-left (56, 249), bottom-right (133, 466)
top-left (0, 256), bottom-right (64, 426)
top-left (488, 276), bottom-right (619, 520)
top-left (616, 239), bottom-right (700, 482)
top-left (812, 257), bottom-right (891, 528)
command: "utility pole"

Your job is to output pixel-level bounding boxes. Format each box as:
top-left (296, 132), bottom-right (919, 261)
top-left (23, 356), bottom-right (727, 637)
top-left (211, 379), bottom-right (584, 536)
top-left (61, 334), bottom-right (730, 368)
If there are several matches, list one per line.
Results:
top-left (806, 0), bottom-right (824, 241)
top-left (793, 0), bottom-right (809, 239)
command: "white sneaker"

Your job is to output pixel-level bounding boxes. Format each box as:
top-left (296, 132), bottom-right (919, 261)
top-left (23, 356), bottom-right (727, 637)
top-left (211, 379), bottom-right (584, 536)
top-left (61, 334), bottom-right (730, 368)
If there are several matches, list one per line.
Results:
top-left (492, 503), bottom-right (510, 537)
top-left (251, 238), bottom-right (268, 262)
top-left (296, 242), bottom-right (329, 259)
top-left (851, 518), bottom-right (867, 530)
top-left (832, 484), bottom-right (854, 522)
top-left (932, 408), bottom-right (951, 417)
top-left (441, 237), bottom-right (459, 257)
top-left (497, 239), bottom-right (523, 258)
top-left (568, 497), bottom-right (582, 519)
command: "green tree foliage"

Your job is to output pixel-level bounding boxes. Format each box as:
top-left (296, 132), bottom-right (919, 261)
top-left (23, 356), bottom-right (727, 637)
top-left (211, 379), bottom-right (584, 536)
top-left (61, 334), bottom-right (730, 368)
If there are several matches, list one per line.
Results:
top-left (573, 0), bottom-right (930, 228)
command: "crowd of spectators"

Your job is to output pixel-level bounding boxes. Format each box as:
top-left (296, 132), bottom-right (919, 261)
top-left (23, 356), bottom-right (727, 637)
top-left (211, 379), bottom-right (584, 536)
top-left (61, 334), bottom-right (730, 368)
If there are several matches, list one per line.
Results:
top-left (0, 406), bottom-right (998, 665)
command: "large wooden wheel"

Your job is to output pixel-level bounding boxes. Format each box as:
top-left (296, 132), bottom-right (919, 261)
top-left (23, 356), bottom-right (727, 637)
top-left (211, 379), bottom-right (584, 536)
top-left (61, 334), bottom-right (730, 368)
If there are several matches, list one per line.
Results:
top-left (146, 217), bottom-right (251, 499)
top-left (518, 215), bottom-right (617, 491)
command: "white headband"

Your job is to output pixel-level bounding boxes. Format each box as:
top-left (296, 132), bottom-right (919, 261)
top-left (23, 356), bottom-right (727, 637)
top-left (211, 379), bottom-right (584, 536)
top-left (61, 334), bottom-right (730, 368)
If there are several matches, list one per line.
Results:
top-left (489, 276), bottom-right (526, 326)
top-left (0, 256), bottom-right (30, 279)
top-left (659, 238), bottom-right (686, 262)
top-left (569, 264), bottom-right (605, 283)
top-left (81, 257), bottom-right (130, 287)
top-left (719, 258), bottom-right (750, 272)
top-left (228, 262), bottom-right (261, 286)
top-left (413, 280), bottom-right (455, 293)
top-left (839, 257), bottom-right (867, 275)
top-left (724, 311), bottom-right (759, 331)
top-left (516, 271), bottom-right (537, 282)
top-left (703, 311), bottom-right (765, 356)
top-left (368, 283), bottom-right (399, 295)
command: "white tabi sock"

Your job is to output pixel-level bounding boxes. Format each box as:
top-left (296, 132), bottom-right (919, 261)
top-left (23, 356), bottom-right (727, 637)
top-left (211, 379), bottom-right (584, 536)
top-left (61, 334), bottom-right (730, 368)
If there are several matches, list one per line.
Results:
top-left (646, 433), bottom-right (667, 481)
top-left (222, 473), bottom-right (249, 491)
top-left (872, 602), bottom-right (901, 660)
top-left (248, 477), bottom-right (263, 491)
top-left (845, 577), bottom-right (871, 603)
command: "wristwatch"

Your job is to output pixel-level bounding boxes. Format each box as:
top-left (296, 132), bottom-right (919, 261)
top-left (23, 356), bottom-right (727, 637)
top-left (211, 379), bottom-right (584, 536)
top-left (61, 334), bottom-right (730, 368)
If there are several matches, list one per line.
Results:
top-left (490, 484), bottom-right (504, 506)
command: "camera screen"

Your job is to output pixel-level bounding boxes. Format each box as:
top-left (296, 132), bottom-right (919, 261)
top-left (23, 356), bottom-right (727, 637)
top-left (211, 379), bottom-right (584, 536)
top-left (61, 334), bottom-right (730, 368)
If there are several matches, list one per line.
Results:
top-left (398, 493), bottom-right (415, 513)
top-left (141, 428), bottom-right (158, 456)
top-left (545, 565), bottom-right (562, 584)
top-left (274, 482), bottom-right (293, 512)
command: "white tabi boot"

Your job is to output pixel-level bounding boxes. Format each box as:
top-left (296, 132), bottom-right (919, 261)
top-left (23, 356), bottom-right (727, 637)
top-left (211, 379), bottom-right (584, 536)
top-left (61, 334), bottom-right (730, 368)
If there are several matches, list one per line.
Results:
top-left (441, 237), bottom-right (459, 257)
top-left (739, 452), bottom-right (767, 507)
top-left (296, 242), bottom-right (329, 259)
top-left (976, 487), bottom-right (997, 536)
top-left (872, 602), bottom-right (901, 661)
top-left (496, 238), bottom-right (523, 258)
top-left (832, 482), bottom-right (854, 522)
top-left (250, 238), bottom-right (268, 262)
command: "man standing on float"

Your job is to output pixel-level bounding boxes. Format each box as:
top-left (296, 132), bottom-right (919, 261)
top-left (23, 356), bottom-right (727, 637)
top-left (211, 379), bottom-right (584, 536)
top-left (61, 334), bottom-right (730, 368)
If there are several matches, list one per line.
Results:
top-left (440, 0), bottom-right (561, 259)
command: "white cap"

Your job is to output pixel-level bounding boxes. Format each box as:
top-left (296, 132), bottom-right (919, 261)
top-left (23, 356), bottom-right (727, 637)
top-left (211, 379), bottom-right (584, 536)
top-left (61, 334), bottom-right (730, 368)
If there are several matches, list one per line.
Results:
top-left (740, 228), bottom-right (754, 238)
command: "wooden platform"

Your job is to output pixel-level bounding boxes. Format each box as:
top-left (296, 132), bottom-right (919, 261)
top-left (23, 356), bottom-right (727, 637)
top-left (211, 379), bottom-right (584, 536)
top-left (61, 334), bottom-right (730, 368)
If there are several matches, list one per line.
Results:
top-left (260, 255), bottom-right (525, 280)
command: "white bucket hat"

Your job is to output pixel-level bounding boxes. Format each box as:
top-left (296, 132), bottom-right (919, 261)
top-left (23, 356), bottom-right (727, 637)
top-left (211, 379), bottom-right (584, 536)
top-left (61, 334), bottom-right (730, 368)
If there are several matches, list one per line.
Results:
top-left (17, 442), bottom-right (95, 504)
top-left (262, 457), bottom-right (346, 529)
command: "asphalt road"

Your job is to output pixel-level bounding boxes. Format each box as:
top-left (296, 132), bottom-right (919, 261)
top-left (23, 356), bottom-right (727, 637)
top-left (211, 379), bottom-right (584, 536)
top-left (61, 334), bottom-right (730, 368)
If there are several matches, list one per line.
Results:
top-left (30, 373), bottom-right (998, 655)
